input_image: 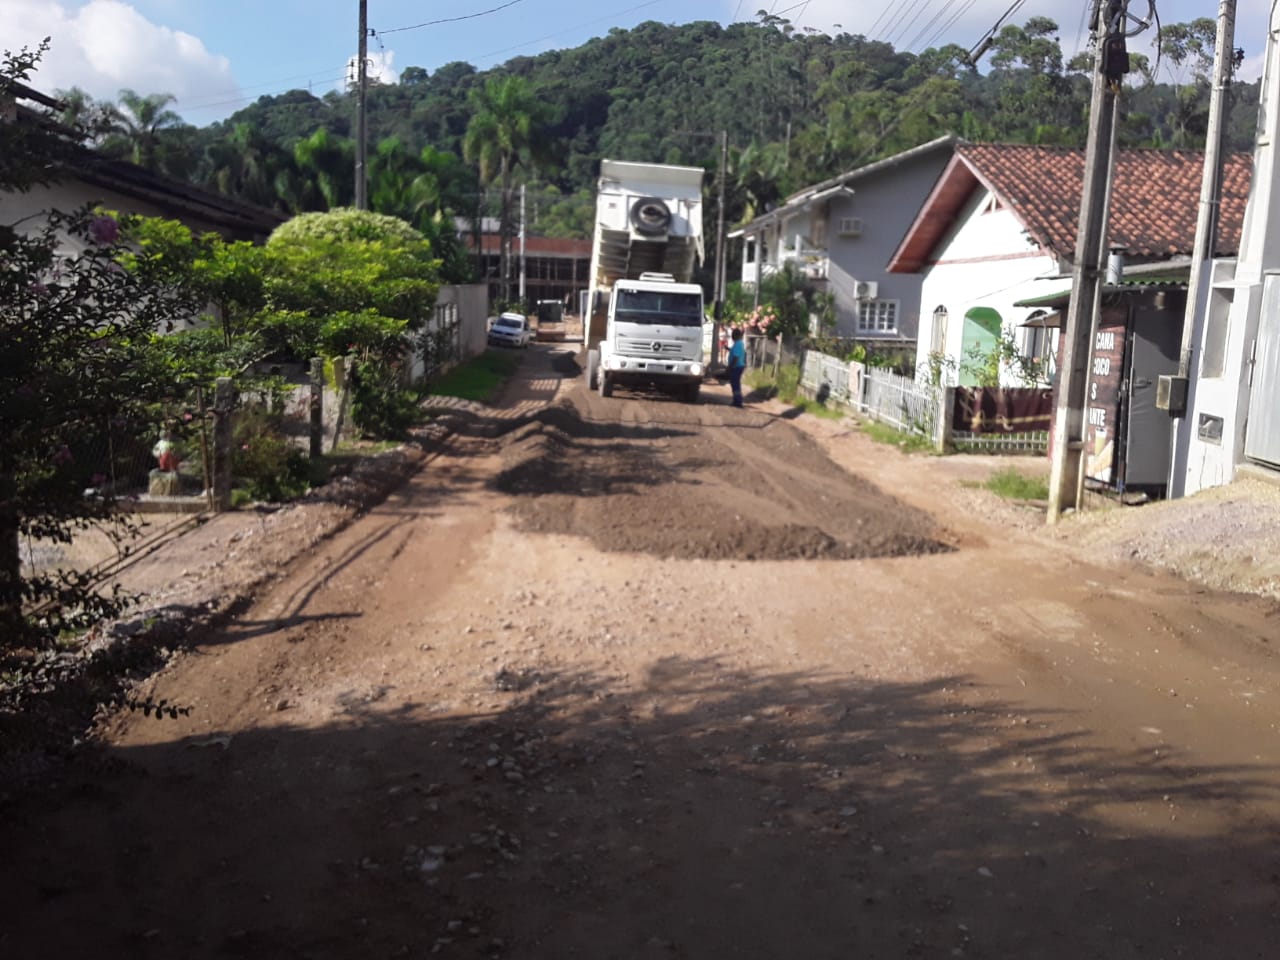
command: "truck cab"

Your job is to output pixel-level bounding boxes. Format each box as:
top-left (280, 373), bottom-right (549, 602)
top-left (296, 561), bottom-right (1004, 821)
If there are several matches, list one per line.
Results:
top-left (593, 273), bottom-right (705, 401)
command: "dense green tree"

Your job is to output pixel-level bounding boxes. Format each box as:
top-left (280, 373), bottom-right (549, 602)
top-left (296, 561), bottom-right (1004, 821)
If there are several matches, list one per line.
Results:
top-left (203, 122), bottom-right (296, 211)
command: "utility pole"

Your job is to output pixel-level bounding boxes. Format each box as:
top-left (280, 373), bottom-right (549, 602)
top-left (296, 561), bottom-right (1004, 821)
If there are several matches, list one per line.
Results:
top-left (1046, 0), bottom-right (1135, 523)
top-left (354, 0), bottom-right (369, 210)
top-left (1169, 0), bottom-right (1236, 495)
top-left (519, 183), bottom-right (527, 306)
top-left (713, 129), bottom-right (728, 366)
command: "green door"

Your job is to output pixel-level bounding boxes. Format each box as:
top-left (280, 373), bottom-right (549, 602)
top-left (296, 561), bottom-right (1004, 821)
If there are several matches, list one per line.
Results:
top-left (960, 307), bottom-right (1002, 386)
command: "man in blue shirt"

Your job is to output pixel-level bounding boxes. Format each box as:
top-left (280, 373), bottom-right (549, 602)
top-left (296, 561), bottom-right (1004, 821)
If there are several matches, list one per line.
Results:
top-left (727, 327), bottom-right (747, 408)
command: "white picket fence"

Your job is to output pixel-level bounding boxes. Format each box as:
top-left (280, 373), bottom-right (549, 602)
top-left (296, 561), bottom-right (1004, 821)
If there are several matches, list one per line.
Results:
top-left (801, 349), bottom-right (939, 440)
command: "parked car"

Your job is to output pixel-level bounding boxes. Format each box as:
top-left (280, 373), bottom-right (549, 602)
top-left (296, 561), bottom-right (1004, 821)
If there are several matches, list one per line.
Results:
top-left (488, 312), bottom-right (532, 348)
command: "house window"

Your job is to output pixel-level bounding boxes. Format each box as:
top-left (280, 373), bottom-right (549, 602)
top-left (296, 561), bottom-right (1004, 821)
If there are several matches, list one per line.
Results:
top-left (857, 300), bottom-right (898, 334)
top-left (930, 305), bottom-right (948, 354)
top-left (838, 217), bottom-right (863, 237)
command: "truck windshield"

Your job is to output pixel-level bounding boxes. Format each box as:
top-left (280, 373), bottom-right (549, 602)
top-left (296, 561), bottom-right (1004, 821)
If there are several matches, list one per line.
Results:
top-left (614, 289), bottom-right (703, 327)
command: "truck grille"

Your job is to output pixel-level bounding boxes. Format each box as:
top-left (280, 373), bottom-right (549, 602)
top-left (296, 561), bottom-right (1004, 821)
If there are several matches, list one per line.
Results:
top-left (616, 337), bottom-right (691, 357)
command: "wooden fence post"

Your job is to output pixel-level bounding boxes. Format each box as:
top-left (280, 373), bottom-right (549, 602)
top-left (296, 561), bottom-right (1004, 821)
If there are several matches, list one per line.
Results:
top-left (212, 376), bottom-right (234, 511)
top-left (309, 357), bottom-right (323, 458)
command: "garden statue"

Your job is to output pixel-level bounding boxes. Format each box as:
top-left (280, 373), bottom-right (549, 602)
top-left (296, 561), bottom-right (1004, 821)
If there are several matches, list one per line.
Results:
top-left (149, 426), bottom-right (182, 495)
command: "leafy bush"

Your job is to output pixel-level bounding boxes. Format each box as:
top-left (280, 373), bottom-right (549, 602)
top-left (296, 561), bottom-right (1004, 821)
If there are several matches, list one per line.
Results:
top-left (351, 361), bottom-right (424, 438)
top-left (231, 409), bottom-right (311, 502)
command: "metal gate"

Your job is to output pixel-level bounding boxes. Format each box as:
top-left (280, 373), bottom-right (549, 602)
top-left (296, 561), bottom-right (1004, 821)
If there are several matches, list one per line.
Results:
top-left (1246, 273), bottom-right (1280, 467)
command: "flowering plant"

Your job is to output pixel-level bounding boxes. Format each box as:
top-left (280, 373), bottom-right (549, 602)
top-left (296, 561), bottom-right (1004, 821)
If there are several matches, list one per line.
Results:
top-left (743, 305), bottom-right (779, 337)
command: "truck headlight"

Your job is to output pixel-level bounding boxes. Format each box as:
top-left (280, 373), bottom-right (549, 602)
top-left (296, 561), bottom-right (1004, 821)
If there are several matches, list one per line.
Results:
top-left (690, 363), bottom-right (703, 377)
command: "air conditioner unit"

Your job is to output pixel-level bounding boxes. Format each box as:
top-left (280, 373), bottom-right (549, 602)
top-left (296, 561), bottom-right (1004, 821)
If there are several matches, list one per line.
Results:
top-left (838, 217), bottom-right (863, 237)
top-left (854, 280), bottom-right (878, 300)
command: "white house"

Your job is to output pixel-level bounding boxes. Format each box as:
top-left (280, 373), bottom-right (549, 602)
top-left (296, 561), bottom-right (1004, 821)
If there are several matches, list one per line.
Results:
top-left (733, 136), bottom-right (957, 352)
top-left (889, 144), bottom-right (1251, 389)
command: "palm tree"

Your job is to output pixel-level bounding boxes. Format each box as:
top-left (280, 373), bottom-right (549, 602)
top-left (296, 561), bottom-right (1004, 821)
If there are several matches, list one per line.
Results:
top-left (462, 75), bottom-right (554, 304)
top-left (107, 89), bottom-right (183, 170)
top-left (206, 122), bottom-right (281, 209)
top-left (294, 127), bottom-right (355, 209)
top-left (51, 86), bottom-right (114, 144)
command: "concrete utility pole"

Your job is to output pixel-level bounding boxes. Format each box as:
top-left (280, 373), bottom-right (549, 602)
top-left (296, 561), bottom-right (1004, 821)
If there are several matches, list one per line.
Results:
top-left (1168, 0), bottom-right (1236, 491)
top-left (713, 130), bottom-right (728, 365)
top-left (1046, 0), bottom-right (1132, 523)
top-left (354, 0), bottom-right (369, 210)
top-left (519, 182), bottom-right (527, 305)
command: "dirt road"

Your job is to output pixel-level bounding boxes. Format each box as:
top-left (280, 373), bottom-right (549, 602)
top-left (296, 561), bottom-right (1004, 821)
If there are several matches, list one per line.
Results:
top-left (5, 345), bottom-right (1280, 959)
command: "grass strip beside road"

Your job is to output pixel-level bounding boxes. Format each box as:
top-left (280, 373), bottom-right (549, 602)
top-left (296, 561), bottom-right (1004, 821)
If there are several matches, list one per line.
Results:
top-left (981, 467), bottom-right (1050, 501)
top-left (429, 349), bottom-right (522, 404)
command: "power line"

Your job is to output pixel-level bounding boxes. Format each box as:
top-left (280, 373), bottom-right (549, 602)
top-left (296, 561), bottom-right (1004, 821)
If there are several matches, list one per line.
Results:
top-left (177, 75), bottom-right (348, 115)
top-left (878, 0), bottom-right (927, 46)
top-left (171, 64), bottom-right (349, 112)
top-left (887, 0), bottom-right (940, 48)
top-left (378, 0), bottom-right (527, 36)
top-left (919, 0), bottom-right (980, 52)
top-left (905, 0), bottom-right (962, 52)
top-left (866, 2), bottom-right (901, 41)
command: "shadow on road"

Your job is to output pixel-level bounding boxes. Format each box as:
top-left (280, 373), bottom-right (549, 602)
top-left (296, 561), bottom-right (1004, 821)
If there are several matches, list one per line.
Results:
top-left (4, 656), bottom-right (1278, 958)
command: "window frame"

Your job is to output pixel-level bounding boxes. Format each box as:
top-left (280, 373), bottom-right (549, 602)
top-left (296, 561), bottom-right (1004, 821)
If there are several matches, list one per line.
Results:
top-left (856, 299), bottom-right (900, 335)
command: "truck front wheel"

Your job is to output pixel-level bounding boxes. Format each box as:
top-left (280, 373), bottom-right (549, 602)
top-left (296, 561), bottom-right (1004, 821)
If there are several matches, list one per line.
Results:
top-left (598, 370), bottom-right (613, 398)
top-left (685, 382), bottom-right (700, 403)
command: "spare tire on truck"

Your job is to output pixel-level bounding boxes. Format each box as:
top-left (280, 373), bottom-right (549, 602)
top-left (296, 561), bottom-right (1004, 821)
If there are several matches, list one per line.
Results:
top-left (630, 197), bottom-right (672, 236)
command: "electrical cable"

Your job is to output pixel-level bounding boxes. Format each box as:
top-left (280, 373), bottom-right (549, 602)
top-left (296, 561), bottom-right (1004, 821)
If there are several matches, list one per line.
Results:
top-left (177, 75), bottom-right (349, 115)
top-left (919, 0), bottom-right (979, 53)
top-left (880, 0), bottom-right (931, 48)
top-left (173, 64), bottom-right (356, 110)
top-left (890, 0), bottom-right (942, 49)
top-left (378, 0), bottom-right (527, 36)
top-left (905, 0), bottom-right (961, 52)
top-left (866, 2), bottom-right (902, 42)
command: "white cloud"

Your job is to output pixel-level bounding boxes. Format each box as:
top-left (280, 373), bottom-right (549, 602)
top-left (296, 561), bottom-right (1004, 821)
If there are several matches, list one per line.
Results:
top-left (1, 0), bottom-right (237, 120)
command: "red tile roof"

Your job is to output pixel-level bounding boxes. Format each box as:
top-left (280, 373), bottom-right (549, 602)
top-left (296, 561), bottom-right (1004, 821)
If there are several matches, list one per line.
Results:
top-left (889, 143), bottom-right (1253, 272)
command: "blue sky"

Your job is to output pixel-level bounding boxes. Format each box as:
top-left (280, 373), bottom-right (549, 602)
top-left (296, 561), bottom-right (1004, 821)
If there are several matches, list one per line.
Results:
top-left (4, 0), bottom-right (1270, 126)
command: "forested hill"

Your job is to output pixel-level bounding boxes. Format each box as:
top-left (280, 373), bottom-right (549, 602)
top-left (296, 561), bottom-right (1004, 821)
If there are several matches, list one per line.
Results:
top-left (56, 15), bottom-right (1260, 243)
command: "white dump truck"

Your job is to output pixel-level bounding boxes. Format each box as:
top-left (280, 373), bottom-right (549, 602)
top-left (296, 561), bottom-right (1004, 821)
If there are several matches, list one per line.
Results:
top-left (584, 160), bottom-right (707, 402)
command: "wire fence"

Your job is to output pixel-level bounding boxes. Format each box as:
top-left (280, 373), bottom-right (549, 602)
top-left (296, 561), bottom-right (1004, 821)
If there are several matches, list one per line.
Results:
top-left (800, 348), bottom-right (939, 440)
